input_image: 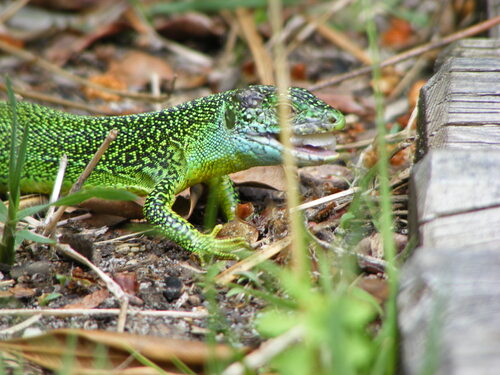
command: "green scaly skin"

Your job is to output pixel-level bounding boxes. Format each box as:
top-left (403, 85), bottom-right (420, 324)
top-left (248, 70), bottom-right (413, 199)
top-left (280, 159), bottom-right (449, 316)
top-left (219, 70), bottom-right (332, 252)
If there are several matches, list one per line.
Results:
top-left (0, 85), bottom-right (345, 261)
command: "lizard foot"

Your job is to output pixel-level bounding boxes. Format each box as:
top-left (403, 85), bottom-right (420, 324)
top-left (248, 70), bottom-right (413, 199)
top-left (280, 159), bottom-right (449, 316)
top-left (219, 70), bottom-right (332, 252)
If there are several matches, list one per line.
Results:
top-left (194, 224), bottom-right (250, 264)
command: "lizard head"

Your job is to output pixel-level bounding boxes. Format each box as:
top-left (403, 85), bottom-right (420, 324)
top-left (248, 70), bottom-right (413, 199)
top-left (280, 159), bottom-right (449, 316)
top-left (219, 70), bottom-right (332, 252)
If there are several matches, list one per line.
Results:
top-left (224, 85), bottom-right (345, 166)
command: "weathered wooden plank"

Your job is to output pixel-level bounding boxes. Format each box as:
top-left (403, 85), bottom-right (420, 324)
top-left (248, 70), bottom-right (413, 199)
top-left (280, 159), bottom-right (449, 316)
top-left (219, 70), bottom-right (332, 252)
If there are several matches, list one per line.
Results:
top-left (399, 247), bottom-right (500, 375)
top-left (447, 112), bottom-right (500, 125)
top-left (449, 76), bottom-right (500, 94)
top-left (419, 207), bottom-right (500, 249)
top-left (410, 150), bottom-right (500, 222)
top-left (450, 39), bottom-right (500, 50)
top-left (449, 96), bottom-right (500, 103)
top-left (403, 38), bottom-right (500, 375)
top-left (448, 101), bottom-right (500, 111)
top-left (446, 57), bottom-right (500, 72)
top-left (417, 43), bottom-right (500, 157)
top-left (437, 39), bottom-right (500, 65)
top-left (409, 148), bottom-right (500, 249)
top-left (431, 126), bottom-right (500, 149)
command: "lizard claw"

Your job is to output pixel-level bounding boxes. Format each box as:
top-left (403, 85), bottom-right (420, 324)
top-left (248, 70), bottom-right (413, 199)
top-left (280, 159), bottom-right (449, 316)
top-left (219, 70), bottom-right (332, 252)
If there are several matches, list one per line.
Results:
top-left (193, 224), bottom-right (250, 264)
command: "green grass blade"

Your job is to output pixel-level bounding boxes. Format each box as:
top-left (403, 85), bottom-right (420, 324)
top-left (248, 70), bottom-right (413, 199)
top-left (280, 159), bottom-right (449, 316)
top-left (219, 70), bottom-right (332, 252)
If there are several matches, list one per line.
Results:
top-left (0, 76), bottom-right (26, 265)
top-left (149, 0), bottom-right (299, 14)
top-left (15, 230), bottom-right (55, 247)
top-left (0, 199), bottom-right (7, 222)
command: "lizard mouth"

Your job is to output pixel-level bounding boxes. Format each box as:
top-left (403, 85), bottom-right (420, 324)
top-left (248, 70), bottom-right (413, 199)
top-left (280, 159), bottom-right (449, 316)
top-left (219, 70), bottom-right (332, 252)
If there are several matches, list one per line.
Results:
top-left (290, 132), bottom-right (338, 163)
top-left (245, 113), bottom-right (344, 165)
top-left (250, 131), bottom-right (339, 165)
top-left (287, 115), bottom-right (344, 163)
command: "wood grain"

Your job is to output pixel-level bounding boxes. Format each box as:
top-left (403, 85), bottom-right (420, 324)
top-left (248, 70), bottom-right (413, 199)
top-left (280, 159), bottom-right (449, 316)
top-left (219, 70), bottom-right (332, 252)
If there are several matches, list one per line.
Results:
top-left (399, 247), bottom-right (500, 375)
top-left (402, 37), bottom-right (500, 375)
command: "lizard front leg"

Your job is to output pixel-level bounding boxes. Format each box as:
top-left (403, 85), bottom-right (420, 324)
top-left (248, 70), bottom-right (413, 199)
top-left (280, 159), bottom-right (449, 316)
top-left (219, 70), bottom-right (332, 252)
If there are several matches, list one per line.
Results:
top-left (144, 176), bottom-right (247, 263)
top-left (207, 175), bottom-right (239, 221)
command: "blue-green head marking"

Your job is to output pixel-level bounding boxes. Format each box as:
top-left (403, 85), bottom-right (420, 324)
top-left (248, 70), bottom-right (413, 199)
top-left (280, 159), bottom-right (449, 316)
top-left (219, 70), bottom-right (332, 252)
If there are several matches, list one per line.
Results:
top-left (221, 85), bottom-right (345, 167)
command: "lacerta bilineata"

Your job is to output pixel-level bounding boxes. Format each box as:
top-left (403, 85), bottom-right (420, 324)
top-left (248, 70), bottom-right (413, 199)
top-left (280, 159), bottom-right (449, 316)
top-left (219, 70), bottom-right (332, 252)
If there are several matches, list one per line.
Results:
top-left (0, 85), bottom-right (344, 260)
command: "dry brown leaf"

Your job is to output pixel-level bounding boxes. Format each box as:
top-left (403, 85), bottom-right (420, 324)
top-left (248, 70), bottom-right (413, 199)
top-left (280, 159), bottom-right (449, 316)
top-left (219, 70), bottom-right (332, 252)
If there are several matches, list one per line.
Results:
top-left (357, 277), bottom-right (389, 304)
top-left (299, 164), bottom-right (353, 195)
top-left (0, 34), bottom-right (24, 48)
top-left (19, 194), bottom-right (48, 211)
top-left (390, 145), bottom-right (413, 167)
top-left (356, 232), bottom-right (408, 259)
top-left (113, 272), bottom-right (138, 295)
top-left (375, 68), bottom-right (401, 96)
top-left (80, 198), bottom-right (145, 219)
top-left (63, 289), bottom-right (109, 310)
top-left (361, 148), bottom-right (379, 169)
top-left (407, 79), bottom-right (427, 109)
top-left (172, 184), bottom-right (203, 219)
top-left (230, 165), bottom-right (287, 191)
top-left (235, 202), bottom-right (254, 220)
top-left (108, 50), bottom-right (174, 89)
top-left (217, 219), bottom-right (259, 246)
top-left (381, 18), bottom-right (414, 49)
top-left (316, 91), bottom-right (369, 117)
top-left (154, 12), bottom-right (225, 40)
top-left (83, 74), bottom-right (127, 102)
top-left (9, 285), bottom-right (36, 298)
top-left (0, 329), bottom-right (236, 374)
top-left (453, 0), bottom-right (475, 18)
top-left (291, 63), bottom-right (307, 80)
top-left (30, 0), bottom-right (102, 11)
top-left (45, 34), bottom-right (86, 66)
top-left (79, 184), bottom-right (197, 220)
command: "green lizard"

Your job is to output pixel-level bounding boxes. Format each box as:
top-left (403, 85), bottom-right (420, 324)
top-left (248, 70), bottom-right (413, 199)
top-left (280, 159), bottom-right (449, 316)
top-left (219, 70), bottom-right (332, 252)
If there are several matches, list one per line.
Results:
top-left (0, 85), bottom-right (344, 260)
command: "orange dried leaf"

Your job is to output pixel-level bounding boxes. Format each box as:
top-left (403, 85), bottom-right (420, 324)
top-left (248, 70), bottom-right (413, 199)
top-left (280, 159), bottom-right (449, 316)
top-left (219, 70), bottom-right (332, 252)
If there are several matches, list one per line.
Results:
top-left (0, 34), bottom-right (24, 48)
top-left (362, 148), bottom-right (379, 168)
top-left (113, 272), bottom-right (138, 295)
top-left (357, 277), bottom-right (389, 304)
top-left (83, 74), bottom-right (127, 102)
top-left (108, 50), bottom-right (174, 89)
top-left (236, 202), bottom-right (255, 220)
top-left (381, 18), bottom-right (413, 49)
top-left (9, 285), bottom-right (36, 298)
top-left (63, 289), bottom-right (109, 309)
top-left (374, 69), bottom-right (400, 96)
top-left (408, 79), bottom-right (427, 108)
top-left (291, 63), bottom-right (307, 81)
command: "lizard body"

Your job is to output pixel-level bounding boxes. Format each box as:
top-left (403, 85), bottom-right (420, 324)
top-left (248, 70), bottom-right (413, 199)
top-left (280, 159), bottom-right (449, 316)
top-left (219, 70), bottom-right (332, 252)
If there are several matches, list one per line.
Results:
top-left (0, 85), bottom-right (344, 260)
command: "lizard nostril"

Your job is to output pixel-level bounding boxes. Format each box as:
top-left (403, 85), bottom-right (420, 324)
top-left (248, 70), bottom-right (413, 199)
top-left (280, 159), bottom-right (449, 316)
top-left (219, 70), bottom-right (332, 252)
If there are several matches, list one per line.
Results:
top-left (329, 113), bottom-right (345, 129)
top-left (329, 115), bottom-right (339, 123)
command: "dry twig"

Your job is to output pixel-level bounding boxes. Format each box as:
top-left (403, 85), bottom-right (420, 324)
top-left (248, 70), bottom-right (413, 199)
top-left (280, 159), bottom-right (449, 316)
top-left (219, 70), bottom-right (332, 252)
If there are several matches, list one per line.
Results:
top-left (0, 39), bottom-right (169, 102)
top-left (235, 8), bottom-right (275, 85)
top-left (0, 83), bottom-right (118, 115)
top-left (216, 237), bottom-right (292, 286)
top-left (222, 326), bottom-right (304, 375)
top-left (0, 0), bottom-right (30, 24)
top-left (0, 308), bottom-right (207, 318)
top-left (309, 16), bottom-right (500, 90)
top-left (0, 315), bottom-right (42, 337)
top-left (55, 243), bottom-right (129, 332)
